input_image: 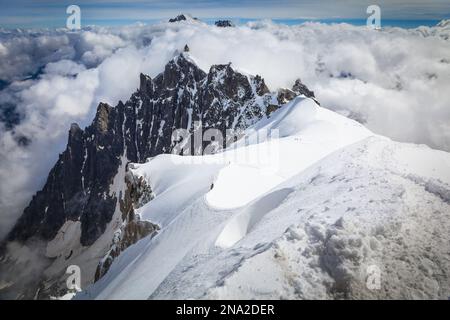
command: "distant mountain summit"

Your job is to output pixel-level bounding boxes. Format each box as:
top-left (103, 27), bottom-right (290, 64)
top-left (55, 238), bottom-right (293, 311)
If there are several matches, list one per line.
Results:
top-left (215, 20), bottom-right (235, 27)
top-left (437, 19), bottom-right (450, 28)
top-left (168, 14), bottom-right (199, 23)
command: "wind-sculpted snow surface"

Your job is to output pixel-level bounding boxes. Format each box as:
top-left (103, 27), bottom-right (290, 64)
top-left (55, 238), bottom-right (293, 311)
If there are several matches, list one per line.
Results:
top-left (77, 96), bottom-right (450, 300)
top-left (204, 138), bottom-right (450, 299)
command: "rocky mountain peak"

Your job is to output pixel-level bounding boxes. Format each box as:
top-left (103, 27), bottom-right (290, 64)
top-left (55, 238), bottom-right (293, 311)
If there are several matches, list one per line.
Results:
top-left (277, 78), bottom-right (317, 105)
top-left (215, 20), bottom-right (235, 28)
top-left (208, 63), bottom-right (249, 95)
top-left (160, 52), bottom-right (206, 88)
top-left (437, 19), bottom-right (450, 28)
top-left (139, 73), bottom-right (152, 94)
top-left (169, 14), bottom-right (187, 23)
top-left (168, 14), bottom-right (199, 23)
top-left (253, 75), bottom-right (270, 96)
top-left (68, 123), bottom-right (83, 150)
top-left (69, 122), bottom-right (82, 136)
top-left (292, 78), bottom-right (315, 98)
top-left (94, 102), bottom-right (113, 134)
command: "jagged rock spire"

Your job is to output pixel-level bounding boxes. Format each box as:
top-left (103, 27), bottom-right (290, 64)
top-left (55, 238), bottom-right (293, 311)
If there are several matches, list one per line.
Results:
top-left (139, 73), bottom-right (152, 94)
top-left (292, 78), bottom-right (315, 98)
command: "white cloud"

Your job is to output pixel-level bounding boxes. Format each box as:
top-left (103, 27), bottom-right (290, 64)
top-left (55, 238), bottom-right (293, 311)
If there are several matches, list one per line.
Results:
top-left (0, 20), bottom-right (450, 240)
top-left (44, 60), bottom-right (86, 76)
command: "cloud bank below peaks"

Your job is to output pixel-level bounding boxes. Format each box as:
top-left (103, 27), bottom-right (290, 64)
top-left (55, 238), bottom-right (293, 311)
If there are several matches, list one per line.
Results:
top-left (0, 19), bottom-right (450, 239)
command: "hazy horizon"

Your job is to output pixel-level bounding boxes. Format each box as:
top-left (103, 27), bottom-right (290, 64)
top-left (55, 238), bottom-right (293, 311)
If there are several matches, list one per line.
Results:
top-left (1, 0), bottom-right (449, 28)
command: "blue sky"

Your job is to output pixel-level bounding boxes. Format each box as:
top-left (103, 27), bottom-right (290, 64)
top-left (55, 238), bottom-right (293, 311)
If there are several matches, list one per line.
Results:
top-left (0, 0), bottom-right (449, 28)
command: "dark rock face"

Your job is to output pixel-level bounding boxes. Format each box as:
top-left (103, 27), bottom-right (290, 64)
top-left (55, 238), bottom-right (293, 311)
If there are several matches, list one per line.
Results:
top-left (169, 14), bottom-right (198, 23)
top-left (292, 78), bottom-right (315, 99)
top-left (6, 52), bottom-right (304, 248)
top-left (278, 78), bottom-right (318, 106)
top-left (95, 168), bottom-right (159, 281)
top-left (215, 20), bottom-right (235, 27)
top-left (169, 14), bottom-right (187, 22)
top-left (7, 105), bottom-right (122, 246)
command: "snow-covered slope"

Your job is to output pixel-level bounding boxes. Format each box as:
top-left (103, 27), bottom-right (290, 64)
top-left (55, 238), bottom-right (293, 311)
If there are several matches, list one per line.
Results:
top-left (77, 96), bottom-right (450, 300)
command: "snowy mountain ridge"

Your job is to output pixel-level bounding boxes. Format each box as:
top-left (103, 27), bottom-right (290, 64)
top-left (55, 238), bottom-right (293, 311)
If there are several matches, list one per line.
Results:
top-left (77, 95), bottom-right (450, 300)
